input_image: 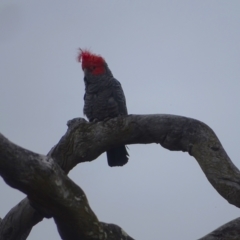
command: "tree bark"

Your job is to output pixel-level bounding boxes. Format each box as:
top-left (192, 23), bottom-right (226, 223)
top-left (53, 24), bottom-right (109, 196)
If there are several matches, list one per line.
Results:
top-left (0, 114), bottom-right (240, 239)
top-left (0, 131), bottom-right (134, 240)
top-left (0, 198), bottom-right (43, 240)
top-left (198, 217), bottom-right (240, 240)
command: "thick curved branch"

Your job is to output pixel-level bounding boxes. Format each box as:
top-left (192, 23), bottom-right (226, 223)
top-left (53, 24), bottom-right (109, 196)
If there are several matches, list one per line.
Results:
top-left (1, 114), bottom-right (240, 239)
top-left (0, 133), bottom-right (134, 240)
top-left (53, 114), bottom-right (240, 208)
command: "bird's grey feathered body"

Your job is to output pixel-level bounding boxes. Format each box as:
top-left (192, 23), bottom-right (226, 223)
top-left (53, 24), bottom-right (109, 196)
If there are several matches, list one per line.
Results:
top-left (83, 75), bottom-right (128, 121)
top-left (79, 50), bottom-right (129, 167)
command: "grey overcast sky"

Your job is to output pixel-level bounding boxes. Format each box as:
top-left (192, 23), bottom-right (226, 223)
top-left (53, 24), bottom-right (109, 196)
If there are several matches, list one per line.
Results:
top-left (0, 1), bottom-right (240, 239)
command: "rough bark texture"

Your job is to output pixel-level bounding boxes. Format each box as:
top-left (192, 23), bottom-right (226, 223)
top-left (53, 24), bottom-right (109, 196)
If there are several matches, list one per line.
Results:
top-left (198, 217), bottom-right (240, 240)
top-left (0, 198), bottom-right (42, 240)
top-left (0, 114), bottom-right (240, 239)
top-left (0, 131), bottom-right (134, 240)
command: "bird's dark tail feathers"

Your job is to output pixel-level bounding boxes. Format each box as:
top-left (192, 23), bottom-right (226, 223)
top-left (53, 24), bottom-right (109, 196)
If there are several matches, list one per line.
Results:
top-left (106, 145), bottom-right (129, 167)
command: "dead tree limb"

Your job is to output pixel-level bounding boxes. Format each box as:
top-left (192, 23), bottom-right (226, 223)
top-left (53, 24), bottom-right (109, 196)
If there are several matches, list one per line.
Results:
top-left (0, 114), bottom-right (240, 239)
top-left (0, 131), bottom-right (134, 240)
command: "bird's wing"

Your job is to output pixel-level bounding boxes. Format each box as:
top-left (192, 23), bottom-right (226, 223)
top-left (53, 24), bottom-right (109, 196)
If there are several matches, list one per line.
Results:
top-left (111, 78), bottom-right (128, 115)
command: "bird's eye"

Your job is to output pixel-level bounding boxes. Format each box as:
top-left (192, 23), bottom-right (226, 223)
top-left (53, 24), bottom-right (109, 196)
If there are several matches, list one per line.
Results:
top-left (90, 66), bottom-right (96, 71)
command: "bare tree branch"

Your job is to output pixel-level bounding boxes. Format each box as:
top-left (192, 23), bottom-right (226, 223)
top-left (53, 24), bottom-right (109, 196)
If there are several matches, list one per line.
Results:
top-left (0, 132), bottom-right (134, 240)
top-left (0, 114), bottom-right (240, 239)
top-left (0, 198), bottom-right (43, 240)
top-left (198, 217), bottom-right (240, 240)
top-left (57, 115), bottom-right (240, 209)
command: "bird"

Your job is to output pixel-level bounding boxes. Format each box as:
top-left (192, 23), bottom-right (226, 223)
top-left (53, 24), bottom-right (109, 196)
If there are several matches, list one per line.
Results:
top-left (77, 49), bottom-right (129, 167)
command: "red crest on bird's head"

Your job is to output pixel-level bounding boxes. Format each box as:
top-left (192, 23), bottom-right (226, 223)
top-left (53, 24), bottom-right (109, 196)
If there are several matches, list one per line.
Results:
top-left (78, 49), bottom-right (106, 75)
